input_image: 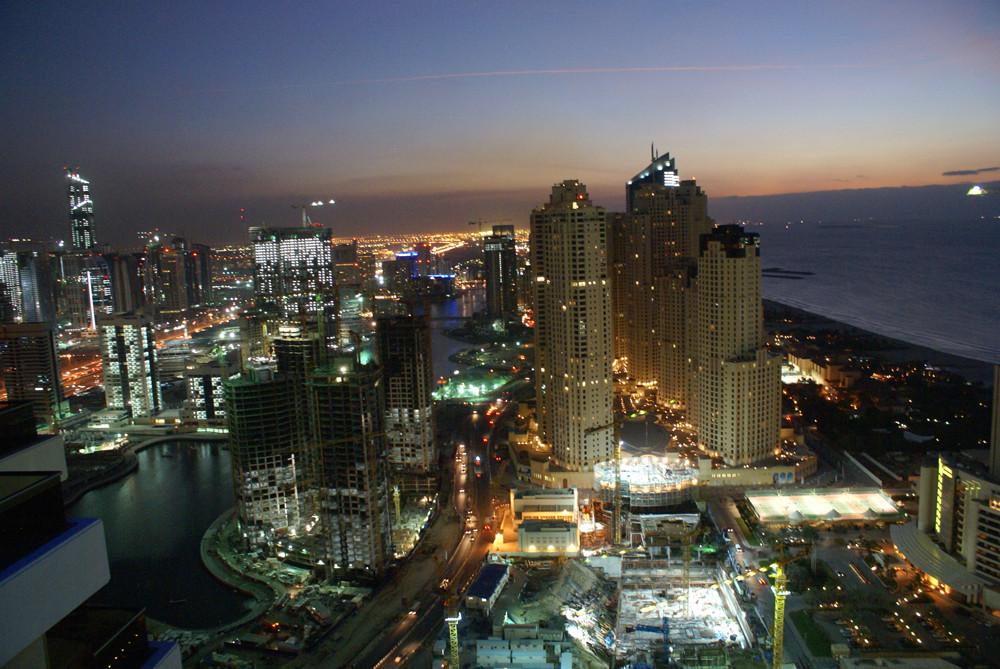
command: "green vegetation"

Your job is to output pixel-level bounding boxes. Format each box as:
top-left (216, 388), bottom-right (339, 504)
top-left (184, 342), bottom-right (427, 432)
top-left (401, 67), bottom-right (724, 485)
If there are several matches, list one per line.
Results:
top-left (789, 609), bottom-right (832, 657)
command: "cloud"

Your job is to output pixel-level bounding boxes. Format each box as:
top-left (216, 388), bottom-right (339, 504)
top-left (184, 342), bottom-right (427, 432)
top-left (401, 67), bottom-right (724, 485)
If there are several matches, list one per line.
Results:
top-left (942, 166), bottom-right (1000, 177)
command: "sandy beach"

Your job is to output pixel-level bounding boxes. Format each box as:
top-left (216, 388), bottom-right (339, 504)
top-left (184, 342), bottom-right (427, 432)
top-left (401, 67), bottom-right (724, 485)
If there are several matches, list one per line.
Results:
top-left (764, 299), bottom-right (994, 386)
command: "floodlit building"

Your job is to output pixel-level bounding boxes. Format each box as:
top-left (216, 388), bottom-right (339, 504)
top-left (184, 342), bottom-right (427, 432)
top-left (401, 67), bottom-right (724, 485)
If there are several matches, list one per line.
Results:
top-left (517, 519), bottom-right (580, 554)
top-left (250, 225), bottom-right (335, 319)
top-left (531, 180), bottom-right (613, 475)
top-left (182, 353), bottom-right (235, 428)
top-left (66, 171), bottom-right (97, 251)
top-left (308, 354), bottom-right (392, 579)
top-left (0, 321), bottom-right (65, 428)
top-left (510, 488), bottom-right (578, 525)
top-left (0, 246), bottom-right (56, 324)
top-left (692, 225), bottom-right (781, 466)
top-left (465, 563), bottom-right (510, 614)
top-left (377, 314), bottom-right (436, 473)
top-left (98, 311), bottom-right (162, 419)
top-left (484, 225), bottom-right (518, 322)
top-left (224, 366), bottom-right (307, 546)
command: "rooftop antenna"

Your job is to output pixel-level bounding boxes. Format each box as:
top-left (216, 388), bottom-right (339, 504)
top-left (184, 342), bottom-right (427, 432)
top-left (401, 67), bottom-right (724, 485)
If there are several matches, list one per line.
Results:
top-left (651, 142), bottom-right (655, 161)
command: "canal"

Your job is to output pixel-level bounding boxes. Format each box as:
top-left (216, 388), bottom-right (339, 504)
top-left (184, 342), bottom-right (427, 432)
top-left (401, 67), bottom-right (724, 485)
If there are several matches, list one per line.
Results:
top-left (69, 441), bottom-right (253, 629)
top-left (66, 290), bottom-right (483, 629)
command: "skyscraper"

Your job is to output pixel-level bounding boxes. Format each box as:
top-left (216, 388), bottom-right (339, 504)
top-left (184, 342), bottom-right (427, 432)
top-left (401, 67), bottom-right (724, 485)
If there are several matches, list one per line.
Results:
top-left (0, 321), bottom-right (64, 427)
top-left (483, 225), bottom-right (518, 322)
top-left (250, 225), bottom-right (335, 319)
top-left (692, 225), bottom-right (781, 466)
top-left (225, 366), bottom-right (306, 547)
top-left (308, 354), bottom-right (392, 579)
top-left (67, 171), bottom-right (97, 252)
top-left (611, 151), bottom-right (711, 403)
top-left (378, 314), bottom-right (436, 473)
top-left (98, 311), bottom-right (162, 418)
top-left (531, 180), bottom-right (613, 474)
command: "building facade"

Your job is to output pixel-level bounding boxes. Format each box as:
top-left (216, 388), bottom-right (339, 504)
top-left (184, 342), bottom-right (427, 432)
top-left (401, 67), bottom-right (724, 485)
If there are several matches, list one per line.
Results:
top-left (250, 226), bottom-right (335, 319)
top-left (0, 321), bottom-right (64, 427)
top-left (484, 224), bottom-right (518, 322)
top-left (224, 366), bottom-right (307, 547)
top-left (693, 225), bottom-right (781, 465)
top-left (377, 314), bottom-right (436, 473)
top-left (67, 171), bottom-right (97, 252)
top-left (98, 311), bottom-right (162, 418)
top-left (531, 180), bottom-right (613, 473)
top-left (308, 355), bottom-right (392, 579)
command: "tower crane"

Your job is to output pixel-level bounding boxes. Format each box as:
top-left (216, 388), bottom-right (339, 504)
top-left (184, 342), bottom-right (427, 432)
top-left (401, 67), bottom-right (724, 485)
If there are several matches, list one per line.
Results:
top-left (432, 553), bottom-right (462, 668)
top-left (291, 199), bottom-right (335, 227)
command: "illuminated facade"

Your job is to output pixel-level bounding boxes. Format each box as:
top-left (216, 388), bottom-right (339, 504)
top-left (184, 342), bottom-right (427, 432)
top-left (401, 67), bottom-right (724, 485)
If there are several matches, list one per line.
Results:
top-left (693, 225), bottom-right (781, 466)
top-left (531, 180), bottom-right (613, 474)
top-left (97, 311), bottom-right (161, 418)
top-left (67, 171), bottom-right (97, 251)
top-left (250, 226), bottom-right (334, 319)
top-left (611, 152), bottom-right (710, 403)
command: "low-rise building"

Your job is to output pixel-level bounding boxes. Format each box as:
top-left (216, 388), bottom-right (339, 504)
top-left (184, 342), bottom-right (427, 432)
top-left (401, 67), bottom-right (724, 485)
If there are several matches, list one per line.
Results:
top-left (517, 519), bottom-right (579, 554)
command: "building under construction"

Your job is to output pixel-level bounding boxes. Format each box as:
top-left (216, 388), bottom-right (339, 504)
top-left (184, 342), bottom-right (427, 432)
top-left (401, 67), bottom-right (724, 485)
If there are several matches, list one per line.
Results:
top-left (308, 354), bottom-right (393, 580)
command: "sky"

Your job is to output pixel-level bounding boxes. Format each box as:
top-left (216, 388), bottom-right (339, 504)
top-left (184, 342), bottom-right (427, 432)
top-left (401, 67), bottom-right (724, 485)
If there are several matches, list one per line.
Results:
top-left (1, 1), bottom-right (998, 247)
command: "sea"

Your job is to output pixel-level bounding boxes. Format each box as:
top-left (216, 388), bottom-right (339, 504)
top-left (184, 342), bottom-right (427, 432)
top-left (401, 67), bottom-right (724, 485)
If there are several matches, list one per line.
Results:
top-left (754, 219), bottom-right (1000, 369)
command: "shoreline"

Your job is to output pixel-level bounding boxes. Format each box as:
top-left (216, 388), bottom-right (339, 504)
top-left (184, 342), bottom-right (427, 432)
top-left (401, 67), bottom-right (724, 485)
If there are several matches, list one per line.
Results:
top-left (763, 299), bottom-right (994, 386)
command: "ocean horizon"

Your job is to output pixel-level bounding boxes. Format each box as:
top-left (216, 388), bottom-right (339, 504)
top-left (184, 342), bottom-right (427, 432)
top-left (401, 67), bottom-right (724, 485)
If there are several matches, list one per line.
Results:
top-left (755, 219), bottom-right (1000, 368)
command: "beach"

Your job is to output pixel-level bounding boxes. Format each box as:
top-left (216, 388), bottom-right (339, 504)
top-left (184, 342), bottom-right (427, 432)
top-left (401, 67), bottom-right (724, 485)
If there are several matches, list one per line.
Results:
top-left (764, 299), bottom-right (994, 386)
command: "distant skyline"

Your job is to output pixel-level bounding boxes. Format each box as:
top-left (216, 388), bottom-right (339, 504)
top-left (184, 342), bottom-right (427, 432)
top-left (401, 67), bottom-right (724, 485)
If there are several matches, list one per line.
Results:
top-left (2, 1), bottom-right (998, 247)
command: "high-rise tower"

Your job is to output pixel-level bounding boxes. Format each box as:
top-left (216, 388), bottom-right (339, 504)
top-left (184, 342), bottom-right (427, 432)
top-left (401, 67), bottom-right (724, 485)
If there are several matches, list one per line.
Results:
top-left (0, 321), bottom-right (64, 427)
top-left (692, 225), bottom-right (780, 465)
top-left (378, 314), bottom-right (436, 473)
top-left (66, 171), bottom-right (97, 251)
top-left (308, 354), bottom-right (392, 579)
top-left (250, 225), bottom-right (335, 319)
top-left (531, 180), bottom-right (613, 474)
top-left (97, 311), bottom-right (162, 418)
top-left (483, 225), bottom-right (518, 322)
top-left (225, 366), bottom-right (306, 547)
top-left (611, 151), bottom-right (711, 403)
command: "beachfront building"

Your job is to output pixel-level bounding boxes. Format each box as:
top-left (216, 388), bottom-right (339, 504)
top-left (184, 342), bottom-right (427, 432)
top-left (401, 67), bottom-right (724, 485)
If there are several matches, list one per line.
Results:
top-left (610, 151), bottom-right (711, 406)
top-left (531, 180), bottom-right (614, 476)
top-left (893, 366), bottom-right (1000, 609)
top-left (691, 225), bottom-right (781, 466)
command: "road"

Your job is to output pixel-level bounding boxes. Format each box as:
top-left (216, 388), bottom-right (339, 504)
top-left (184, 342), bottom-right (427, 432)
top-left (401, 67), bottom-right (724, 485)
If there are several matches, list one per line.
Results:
top-left (304, 404), bottom-right (506, 668)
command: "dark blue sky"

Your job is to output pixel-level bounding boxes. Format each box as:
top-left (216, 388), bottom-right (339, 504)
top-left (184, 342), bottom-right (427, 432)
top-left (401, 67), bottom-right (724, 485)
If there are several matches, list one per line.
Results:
top-left (2, 1), bottom-right (998, 246)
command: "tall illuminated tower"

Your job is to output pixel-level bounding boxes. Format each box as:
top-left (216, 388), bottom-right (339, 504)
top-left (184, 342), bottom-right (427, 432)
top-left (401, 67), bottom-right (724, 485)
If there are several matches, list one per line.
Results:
top-left (66, 171), bottom-right (97, 251)
top-left (250, 226), bottom-right (335, 319)
top-left (483, 225), bottom-right (518, 322)
top-left (692, 225), bottom-right (781, 465)
top-left (97, 311), bottom-right (162, 418)
top-left (531, 180), bottom-right (613, 474)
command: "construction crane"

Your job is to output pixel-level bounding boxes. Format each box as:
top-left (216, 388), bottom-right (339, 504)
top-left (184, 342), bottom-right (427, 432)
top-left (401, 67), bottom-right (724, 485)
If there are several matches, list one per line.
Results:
top-left (432, 553), bottom-right (462, 668)
top-left (468, 218), bottom-right (511, 235)
top-left (291, 199), bottom-right (335, 227)
top-left (769, 544), bottom-right (810, 669)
